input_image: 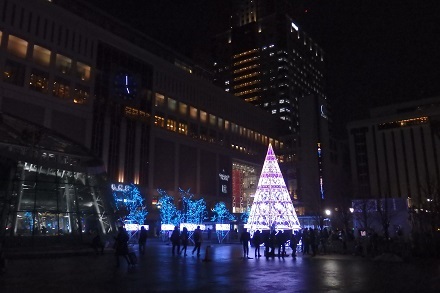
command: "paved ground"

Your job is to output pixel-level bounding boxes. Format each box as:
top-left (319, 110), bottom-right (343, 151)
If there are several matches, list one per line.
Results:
top-left (1, 239), bottom-right (439, 293)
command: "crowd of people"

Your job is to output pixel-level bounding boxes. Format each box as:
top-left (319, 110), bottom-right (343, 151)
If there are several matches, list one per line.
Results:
top-left (103, 224), bottom-right (440, 271)
top-left (238, 227), bottom-right (351, 259)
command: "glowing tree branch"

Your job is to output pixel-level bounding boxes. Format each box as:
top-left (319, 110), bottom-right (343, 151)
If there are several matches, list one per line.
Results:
top-left (157, 189), bottom-right (181, 226)
top-left (179, 188), bottom-right (207, 224)
top-left (112, 184), bottom-right (148, 224)
top-left (211, 202), bottom-right (236, 223)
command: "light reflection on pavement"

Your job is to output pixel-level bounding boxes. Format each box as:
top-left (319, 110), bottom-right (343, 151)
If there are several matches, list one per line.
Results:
top-left (1, 240), bottom-right (439, 293)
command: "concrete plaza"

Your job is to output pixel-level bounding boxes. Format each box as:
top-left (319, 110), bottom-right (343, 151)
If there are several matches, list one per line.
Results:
top-left (1, 238), bottom-right (439, 293)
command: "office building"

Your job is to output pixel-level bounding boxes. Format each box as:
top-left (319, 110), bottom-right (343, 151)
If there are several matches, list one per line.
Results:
top-left (212, 0), bottom-right (331, 214)
top-left (348, 96), bottom-right (440, 208)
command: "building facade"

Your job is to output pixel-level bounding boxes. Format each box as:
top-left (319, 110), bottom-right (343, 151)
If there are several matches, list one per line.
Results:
top-left (348, 97), bottom-right (440, 209)
top-left (212, 0), bottom-right (330, 214)
top-left (0, 0), bottom-right (287, 240)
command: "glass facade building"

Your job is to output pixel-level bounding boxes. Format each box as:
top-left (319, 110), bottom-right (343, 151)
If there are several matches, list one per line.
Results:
top-left (0, 114), bottom-right (114, 240)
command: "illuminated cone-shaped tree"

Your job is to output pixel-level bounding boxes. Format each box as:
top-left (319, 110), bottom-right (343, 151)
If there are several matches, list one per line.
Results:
top-left (246, 144), bottom-right (301, 234)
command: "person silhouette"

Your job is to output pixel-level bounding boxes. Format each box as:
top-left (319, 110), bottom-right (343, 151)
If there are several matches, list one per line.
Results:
top-left (138, 226), bottom-right (148, 255)
top-left (252, 230), bottom-right (262, 257)
top-left (192, 226), bottom-right (203, 256)
top-left (114, 226), bottom-right (130, 268)
top-left (170, 226), bottom-right (181, 255)
top-left (180, 227), bottom-right (189, 256)
top-left (240, 228), bottom-right (251, 258)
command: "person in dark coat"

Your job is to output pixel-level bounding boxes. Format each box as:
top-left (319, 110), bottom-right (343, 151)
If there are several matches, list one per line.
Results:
top-left (138, 226), bottom-right (148, 255)
top-left (269, 230), bottom-right (277, 257)
top-left (252, 230), bottom-right (262, 257)
top-left (92, 230), bottom-right (104, 255)
top-left (114, 226), bottom-right (130, 268)
top-left (240, 228), bottom-right (251, 258)
top-left (180, 227), bottom-right (189, 256)
top-left (170, 226), bottom-right (181, 255)
top-left (276, 230), bottom-right (286, 257)
top-left (290, 230), bottom-right (299, 257)
top-left (310, 228), bottom-right (317, 256)
top-left (192, 226), bottom-right (203, 256)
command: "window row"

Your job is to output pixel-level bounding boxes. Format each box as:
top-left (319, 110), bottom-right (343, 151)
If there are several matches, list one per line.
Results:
top-left (1, 32), bottom-right (91, 81)
top-left (154, 93), bottom-right (282, 149)
top-left (2, 59), bottom-right (89, 104)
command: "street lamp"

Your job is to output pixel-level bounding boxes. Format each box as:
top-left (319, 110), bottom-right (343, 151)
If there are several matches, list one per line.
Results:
top-left (325, 209), bottom-right (331, 216)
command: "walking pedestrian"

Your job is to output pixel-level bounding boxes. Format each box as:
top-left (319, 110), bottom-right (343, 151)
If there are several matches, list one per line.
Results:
top-left (91, 230), bottom-right (104, 255)
top-left (192, 226), bottom-right (202, 256)
top-left (276, 230), bottom-right (286, 257)
top-left (302, 228), bottom-right (310, 255)
top-left (252, 230), bottom-right (262, 257)
top-left (180, 227), bottom-right (189, 256)
top-left (170, 226), bottom-right (181, 255)
top-left (114, 226), bottom-right (130, 268)
top-left (138, 226), bottom-right (148, 255)
top-left (290, 230), bottom-right (299, 257)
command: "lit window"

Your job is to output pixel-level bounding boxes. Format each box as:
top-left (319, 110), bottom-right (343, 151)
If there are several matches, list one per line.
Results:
top-left (179, 102), bottom-right (187, 115)
top-left (178, 122), bottom-right (188, 134)
top-left (29, 69), bottom-right (49, 94)
top-left (166, 118), bottom-right (177, 131)
top-left (33, 45), bottom-right (51, 67)
top-left (56, 54), bottom-right (72, 74)
top-left (155, 93), bottom-right (165, 107)
top-left (53, 77), bottom-right (70, 99)
top-left (73, 85), bottom-right (89, 104)
top-left (225, 120), bottom-right (230, 130)
top-left (190, 107), bottom-right (198, 119)
top-left (209, 114), bottom-right (216, 126)
top-left (0, 31), bottom-right (2, 46)
top-left (218, 117), bottom-right (223, 129)
top-left (200, 111), bottom-right (207, 123)
top-left (272, 109), bottom-right (277, 114)
top-left (7, 35), bottom-right (28, 58)
top-left (168, 98), bottom-right (177, 111)
top-left (76, 62), bottom-right (91, 81)
top-left (154, 115), bottom-right (165, 128)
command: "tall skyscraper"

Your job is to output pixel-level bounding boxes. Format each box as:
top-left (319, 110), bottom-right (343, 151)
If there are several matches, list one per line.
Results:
top-left (213, 0), bottom-right (330, 216)
top-left (213, 0), bottom-right (326, 134)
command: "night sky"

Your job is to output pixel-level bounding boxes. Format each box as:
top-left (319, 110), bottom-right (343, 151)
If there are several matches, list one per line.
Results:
top-left (88, 0), bottom-right (440, 136)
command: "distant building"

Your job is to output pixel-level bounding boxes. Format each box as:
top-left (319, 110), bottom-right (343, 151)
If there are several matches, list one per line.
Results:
top-left (348, 96), bottom-right (440, 209)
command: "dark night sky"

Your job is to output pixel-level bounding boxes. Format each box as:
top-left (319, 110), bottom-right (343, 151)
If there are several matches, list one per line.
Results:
top-left (88, 0), bottom-right (440, 136)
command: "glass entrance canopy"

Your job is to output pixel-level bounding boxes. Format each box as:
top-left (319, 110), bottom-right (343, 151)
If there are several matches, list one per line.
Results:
top-left (0, 113), bottom-right (115, 239)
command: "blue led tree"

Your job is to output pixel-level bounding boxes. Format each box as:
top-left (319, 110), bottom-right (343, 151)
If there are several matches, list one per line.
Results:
top-left (157, 189), bottom-right (181, 226)
top-left (179, 188), bottom-right (207, 224)
top-left (211, 202), bottom-right (236, 223)
top-left (211, 202), bottom-right (235, 243)
top-left (112, 184), bottom-right (148, 224)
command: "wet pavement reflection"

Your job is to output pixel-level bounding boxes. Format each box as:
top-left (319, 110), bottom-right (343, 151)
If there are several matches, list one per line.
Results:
top-left (1, 239), bottom-right (439, 293)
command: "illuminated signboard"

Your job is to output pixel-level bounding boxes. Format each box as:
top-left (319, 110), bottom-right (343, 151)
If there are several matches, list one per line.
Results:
top-left (219, 169), bottom-right (230, 195)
